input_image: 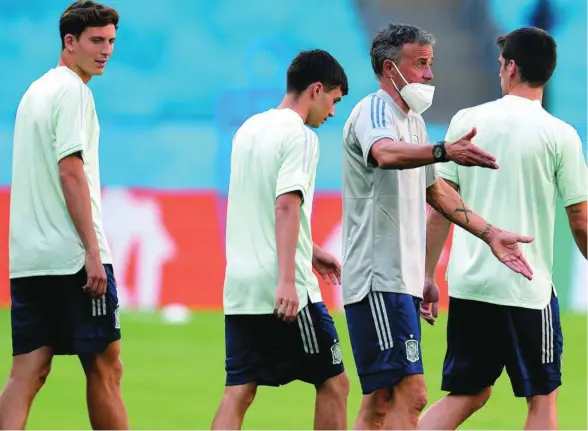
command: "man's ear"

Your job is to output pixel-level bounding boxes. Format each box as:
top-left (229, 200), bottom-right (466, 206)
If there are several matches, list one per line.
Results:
top-left (64, 34), bottom-right (76, 52)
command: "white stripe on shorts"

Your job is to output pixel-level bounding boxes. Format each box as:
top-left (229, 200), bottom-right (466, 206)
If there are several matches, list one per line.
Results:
top-left (542, 302), bottom-right (554, 364)
top-left (368, 292), bottom-right (393, 351)
top-left (91, 296), bottom-right (107, 317)
top-left (297, 306), bottom-right (319, 355)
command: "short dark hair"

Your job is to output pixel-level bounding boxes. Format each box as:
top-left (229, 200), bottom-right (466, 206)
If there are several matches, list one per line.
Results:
top-left (286, 49), bottom-right (349, 96)
top-left (59, 1), bottom-right (119, 49)
top-left (371, 23), bottom-right (435, 76)
top-left (496, 27), bottom-right (557, 87)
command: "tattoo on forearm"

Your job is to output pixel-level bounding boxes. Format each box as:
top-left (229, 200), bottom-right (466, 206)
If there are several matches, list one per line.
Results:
top-left (454, 198), bottom-right (473, 224)
top-left (481, 223), bottom-right (492, 241)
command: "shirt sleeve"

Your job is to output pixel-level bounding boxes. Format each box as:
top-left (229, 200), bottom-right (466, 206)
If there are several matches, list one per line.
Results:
top-left (555, 126), bottom-right (588, 206)
top-left (436, 112), bottom-right (462, 185)
top-left (275, 127), bottom-right (317, 203)
top-left (354, 96), bottom-right (399, 168)
top-left (54, 81), bottom-right (86, 162)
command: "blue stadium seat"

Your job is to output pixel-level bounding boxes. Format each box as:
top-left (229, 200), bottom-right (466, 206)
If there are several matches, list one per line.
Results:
top-left (0, 0), bottom-right (377, 189)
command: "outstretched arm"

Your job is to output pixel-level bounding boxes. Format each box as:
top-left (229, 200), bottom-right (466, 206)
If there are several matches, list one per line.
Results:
top-left (371, 128), bottom-right (498, 170)
top-left (426, 178), bottom-right (534, 280)
top-left (353, 100), bottom-right (497, 171)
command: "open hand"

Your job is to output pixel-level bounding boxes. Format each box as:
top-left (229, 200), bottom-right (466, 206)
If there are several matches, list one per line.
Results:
top-left (487, 226), bottom-right (534, 280)
top-left (312, 248), bottom-right (341, 285)
top-left (445, 128), bottom-right (499, 169)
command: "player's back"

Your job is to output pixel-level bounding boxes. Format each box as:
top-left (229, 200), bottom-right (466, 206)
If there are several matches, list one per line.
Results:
top-left (442, 95), bottom-right (587, 308)
top-left (10, 66), bottom-right (110, 278)
top-left (224, 108), bottom-right (320, 315)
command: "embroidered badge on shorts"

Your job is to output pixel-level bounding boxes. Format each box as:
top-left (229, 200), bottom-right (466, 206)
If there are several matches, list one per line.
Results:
top-left (405, 336), bottom-right (420, 363)
top-left (331, 342), bottom-right (342, 365)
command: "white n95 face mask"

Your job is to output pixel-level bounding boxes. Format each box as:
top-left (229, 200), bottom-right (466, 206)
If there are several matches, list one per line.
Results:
top-left (391, 62), bottom-right (435, 115)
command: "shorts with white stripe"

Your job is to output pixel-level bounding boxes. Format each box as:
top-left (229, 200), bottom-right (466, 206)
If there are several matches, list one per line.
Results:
top-left (224, 301), bottom-right (344, 387)
top-left (344, 291), bottom-right (423, 395)
top-left (442, 290), bottom-right (562, 397)
top-left (10, 264), bottom-right (121, 356)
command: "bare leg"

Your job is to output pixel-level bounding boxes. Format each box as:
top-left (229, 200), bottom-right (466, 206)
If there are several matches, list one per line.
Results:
top-left (211, 383), bottom-right (257, 430)
top-left (353, 388), bottom-right (390, 430)
top-left (418, 388), bottom-right (492, 430)
top-left (79, 341), bottom-right (129, 430)
top-left (0, 347), bottom-right (53, 430)
top-left (314, 373), bottom-right (349, 430)
top-left (524, 391), bottom-right (558, 430)
top-left (383, 374), bottom-right (427, 430)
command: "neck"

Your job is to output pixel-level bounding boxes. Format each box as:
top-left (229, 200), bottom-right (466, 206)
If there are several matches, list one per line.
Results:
top-left (506, 83), bottom-right (543, 103)
top-left (58, 52), bottom-right (92, 84)
top-left (380, 78), bottom-right (410, 114)
top-left (277, 93), bottom-right (311, 123)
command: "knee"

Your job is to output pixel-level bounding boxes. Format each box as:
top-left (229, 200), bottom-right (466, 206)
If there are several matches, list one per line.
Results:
top-left (404, 378), bottom-right (428, 413)
top-left (450, 387), bottom-right (491, 415)
top-left (319, 373), bottom-right (350, 401)
top-left (36, 362), bottom-right (51, 390)
top-left (527, 390), bottom-right (557, 412)
top-left (9, 357), bottom-right (52, 392)
top-left (223, 384), bottom-right (257, 409)
top-left (361, 389), bottom-right (390, 429)
top-left (470, 387), bottom-right (492, 411)
top-left (85, 343), bottom-right (124, 384)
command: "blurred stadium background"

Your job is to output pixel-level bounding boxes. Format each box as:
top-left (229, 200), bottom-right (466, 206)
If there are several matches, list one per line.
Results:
top-left (0, 0), bottom-right (586, 429)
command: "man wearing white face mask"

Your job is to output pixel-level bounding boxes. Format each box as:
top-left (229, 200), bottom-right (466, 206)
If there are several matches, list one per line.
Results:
top-left (341, 23), bottom-right (536, 430)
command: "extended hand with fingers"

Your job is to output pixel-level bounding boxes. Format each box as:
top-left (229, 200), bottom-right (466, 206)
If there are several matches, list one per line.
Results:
top-left (312, 248), bottom-right (341, 286)
top-left (445, 128), bottom-right (499, 169)
top-left (486, 226), bottom-right (535, 280)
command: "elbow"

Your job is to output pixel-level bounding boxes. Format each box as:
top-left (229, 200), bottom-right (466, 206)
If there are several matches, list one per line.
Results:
top-left (58, 168), bottom-right (80, 187)
top-left (370, 141), bottom-right (404, 170)
top-left (373, 152), bottom-right (402, 170)
top-left (571, 222), bottom-right (587, 241)
top-left (275, 201), bottom-right (300, 220)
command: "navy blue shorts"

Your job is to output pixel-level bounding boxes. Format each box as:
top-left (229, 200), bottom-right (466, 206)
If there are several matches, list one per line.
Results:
top-left (442, 292), bottom-right (563, 397)
top-left (224, 301), bottom-right (344, 387)
top-left (344, 291), bottom-right (423, 395)
top-left (10, 264), bottom-right (121, 356)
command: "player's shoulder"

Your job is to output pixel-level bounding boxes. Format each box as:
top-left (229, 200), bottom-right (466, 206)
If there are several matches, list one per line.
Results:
top-left (246, 108), bottom-right (303, 129)
top-left (237, 108), bottom-right (311, 145)
top-left (43, 67), bottom-right (83, 90)
top-left (537, 110), bottom-right (579, 139)
top-left (23, 67), bottom-right (86, 104)
top-left (346, 92), bottom-right (383, 124)
top-left (355, 92), bottom-right (392, 114)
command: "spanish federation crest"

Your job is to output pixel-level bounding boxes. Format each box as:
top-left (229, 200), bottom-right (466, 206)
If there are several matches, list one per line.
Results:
top-left (331, 342), bottom-right (342, 365)
top-left (405, 338), bottom-right (419, 363)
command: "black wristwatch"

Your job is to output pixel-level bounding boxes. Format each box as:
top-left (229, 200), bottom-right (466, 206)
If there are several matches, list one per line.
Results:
top-left (432, 141), bottom-right (447, 163)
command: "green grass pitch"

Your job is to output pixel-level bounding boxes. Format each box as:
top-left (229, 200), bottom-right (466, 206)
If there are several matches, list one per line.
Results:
top-left (0, 309), bottom-right (585, 429)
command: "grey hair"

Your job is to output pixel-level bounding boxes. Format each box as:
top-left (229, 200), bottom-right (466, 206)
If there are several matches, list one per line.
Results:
top-left (370, 23), bottom-right (436, 76)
